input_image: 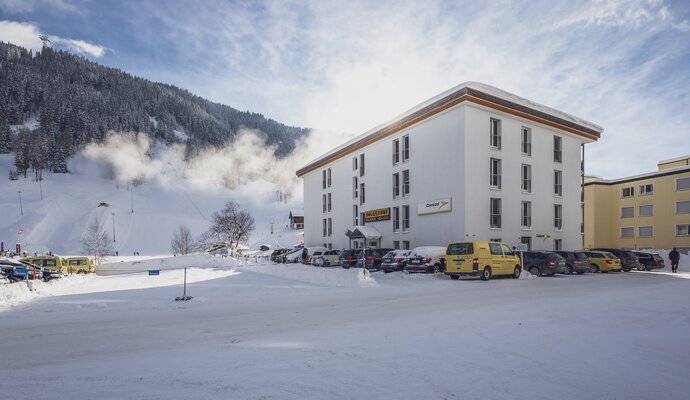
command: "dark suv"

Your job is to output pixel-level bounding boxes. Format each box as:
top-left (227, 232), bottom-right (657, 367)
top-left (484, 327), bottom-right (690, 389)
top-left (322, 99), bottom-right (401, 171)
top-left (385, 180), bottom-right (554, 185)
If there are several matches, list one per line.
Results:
top-left (339, 250), bottom-right (359, 269)
top-left (522, 251), bottom-right (568, 276)
top-left (554, 251), bottom-right (591, 274)
top-left (591, 248), bottom-right (641, 272)
top-left (355, 248), bottom-right (394, 271)
top-left (632, 251), bottom-right (665, 271)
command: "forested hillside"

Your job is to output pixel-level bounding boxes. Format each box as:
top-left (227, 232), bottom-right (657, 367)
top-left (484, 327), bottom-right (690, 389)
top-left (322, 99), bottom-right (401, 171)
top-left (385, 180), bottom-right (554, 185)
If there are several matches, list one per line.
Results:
top-left (0, 42), bottom-right (308, 176)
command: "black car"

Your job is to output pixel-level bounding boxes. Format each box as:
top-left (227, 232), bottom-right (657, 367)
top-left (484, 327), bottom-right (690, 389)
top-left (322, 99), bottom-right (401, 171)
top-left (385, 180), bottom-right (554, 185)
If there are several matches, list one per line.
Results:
top-left (356, 248), bottom-right (394, 271)
top-left (270, 249), bottom-right (291, 263)
top-left (339, 250), bottom-right (359, 269)
top-left (632, 251), bottom-right (665, 271)
top-left (521, 251), bottom-right (568, 276)
top-left (554, 251), bottom-right (591, 274)
top-left (591, 248), bottom-right (641, 272)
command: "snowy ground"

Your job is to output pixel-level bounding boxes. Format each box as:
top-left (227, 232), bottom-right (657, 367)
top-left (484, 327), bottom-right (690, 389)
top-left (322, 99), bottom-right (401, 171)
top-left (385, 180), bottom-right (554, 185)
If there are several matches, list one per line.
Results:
top-left (2, 260), bottom-right (690, 400)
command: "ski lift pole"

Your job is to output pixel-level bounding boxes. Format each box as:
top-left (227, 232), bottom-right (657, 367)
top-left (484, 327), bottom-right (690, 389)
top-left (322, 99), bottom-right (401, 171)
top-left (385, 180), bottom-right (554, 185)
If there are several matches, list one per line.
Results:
top-left (175, 267), bottom-right (193, 301)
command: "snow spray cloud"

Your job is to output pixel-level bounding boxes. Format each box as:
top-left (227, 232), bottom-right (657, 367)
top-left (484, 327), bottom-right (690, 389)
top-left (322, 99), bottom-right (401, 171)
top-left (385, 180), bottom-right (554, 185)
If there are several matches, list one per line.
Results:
top-left (82, 129), bottom-right (354, 202)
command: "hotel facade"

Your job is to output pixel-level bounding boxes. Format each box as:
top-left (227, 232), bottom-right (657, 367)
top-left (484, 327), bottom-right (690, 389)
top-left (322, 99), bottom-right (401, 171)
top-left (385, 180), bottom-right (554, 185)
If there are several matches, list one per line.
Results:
top-left (297, 82), bottom-right (603, 251)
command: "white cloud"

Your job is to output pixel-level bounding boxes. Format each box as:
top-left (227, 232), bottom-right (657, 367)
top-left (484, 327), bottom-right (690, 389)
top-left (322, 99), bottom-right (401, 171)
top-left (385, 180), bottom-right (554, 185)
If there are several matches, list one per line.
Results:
top-left (0, 19), bottom-right (106, 57)
top-left (0, 0), bottom-right (78, 14)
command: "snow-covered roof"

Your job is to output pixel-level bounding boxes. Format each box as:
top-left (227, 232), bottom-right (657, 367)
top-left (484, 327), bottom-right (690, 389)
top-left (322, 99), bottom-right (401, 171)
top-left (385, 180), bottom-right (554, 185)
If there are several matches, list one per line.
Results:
top-left (585, 164), bottom-right (690, 185)
top-left (289, 209), bottom-right (304, 217)
top-left (297, 82), bottom-right (602, 177)
top-left (658, 155), bottom-right (690, 165)
top-left (350, 225), bottom-right (382, 239)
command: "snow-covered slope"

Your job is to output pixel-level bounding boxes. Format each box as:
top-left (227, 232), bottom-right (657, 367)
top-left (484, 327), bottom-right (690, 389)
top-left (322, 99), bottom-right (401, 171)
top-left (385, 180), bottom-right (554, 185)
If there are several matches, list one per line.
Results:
top-left (0, 154), bottom-right (300, 256)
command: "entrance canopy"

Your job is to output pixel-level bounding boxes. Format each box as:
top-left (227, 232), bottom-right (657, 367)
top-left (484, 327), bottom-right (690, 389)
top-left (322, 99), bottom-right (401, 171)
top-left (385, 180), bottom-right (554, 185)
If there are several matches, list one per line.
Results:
top-left (349, 225), bottom-right (382, 240)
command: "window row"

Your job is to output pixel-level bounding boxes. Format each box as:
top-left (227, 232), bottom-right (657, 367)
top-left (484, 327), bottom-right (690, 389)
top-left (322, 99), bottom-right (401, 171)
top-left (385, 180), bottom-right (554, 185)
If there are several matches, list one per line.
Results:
top-left (321, 168), bottom-right (332, 189)
top-left (352, 154), bottom-right (365, 177)
top-left (492, 158), bottom-right (562, 196)
top-left (322, 193), bottom-right (332, 213)
top-left (392, 135), bottom-right (410, 165)
top-left (621, 201), bottom-right (690, 218)
top-left (491, 198), bottom-right (561, 230)
top-left (621, 184), bottom-right (653, 197)
top-left (393, 240), bottom-right (411, 250)
top-left (620, 226), bottom-right (654, 238)
top-left (392, 170), bottom-right (410, 198)
top-left (352, 178), bottom-right (366, 205)
top-left (392, 205), bottom-right (411, 232)
top-left (322, 218), bottom-right (332, 237)
top-left (489, 118), bottom-right (561, 162)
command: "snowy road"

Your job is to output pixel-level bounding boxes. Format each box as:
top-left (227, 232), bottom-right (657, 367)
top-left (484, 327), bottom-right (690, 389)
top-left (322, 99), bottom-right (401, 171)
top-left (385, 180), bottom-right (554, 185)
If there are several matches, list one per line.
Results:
top-left (2, 267), bottom-right (690, 400)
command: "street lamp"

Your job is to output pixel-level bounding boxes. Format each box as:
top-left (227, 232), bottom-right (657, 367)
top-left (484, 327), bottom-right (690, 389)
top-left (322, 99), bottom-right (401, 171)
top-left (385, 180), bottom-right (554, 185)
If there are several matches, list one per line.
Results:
top-left (112, 212), bottom-right (116, 242)
top-left (18, 190), bottom-right (23, 216)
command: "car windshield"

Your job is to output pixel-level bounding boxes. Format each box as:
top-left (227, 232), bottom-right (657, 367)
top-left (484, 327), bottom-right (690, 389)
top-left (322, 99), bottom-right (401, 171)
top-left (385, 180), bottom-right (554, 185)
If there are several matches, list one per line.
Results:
top-left (573, 252), bottom-right (588, 259)
top-left (383, 252), bottom-right (396, 258)
top-left (447, 243), bottom-right (473, 255)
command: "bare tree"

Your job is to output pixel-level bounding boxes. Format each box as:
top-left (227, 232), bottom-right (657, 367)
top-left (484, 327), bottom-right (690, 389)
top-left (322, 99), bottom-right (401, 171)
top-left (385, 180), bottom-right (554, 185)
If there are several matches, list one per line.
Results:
top-left (81, 218), bottom-right (114, 265)
top-left (171, 225), bottom-right (194, 255)
top-left (206, 201), bottom-right (255, 250)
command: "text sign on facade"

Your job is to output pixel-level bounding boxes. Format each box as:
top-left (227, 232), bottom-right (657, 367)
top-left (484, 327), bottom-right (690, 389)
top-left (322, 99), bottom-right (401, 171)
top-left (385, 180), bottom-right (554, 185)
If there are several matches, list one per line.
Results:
top-left (364, 208), bottom-right (391, 222)
top-left (418, 198), bottom-right (452, 215)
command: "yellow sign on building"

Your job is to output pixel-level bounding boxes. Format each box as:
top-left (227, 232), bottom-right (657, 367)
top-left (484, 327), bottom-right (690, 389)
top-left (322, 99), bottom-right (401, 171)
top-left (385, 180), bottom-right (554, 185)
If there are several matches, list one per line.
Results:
top-left (364, 208), bottom-right (391, 222)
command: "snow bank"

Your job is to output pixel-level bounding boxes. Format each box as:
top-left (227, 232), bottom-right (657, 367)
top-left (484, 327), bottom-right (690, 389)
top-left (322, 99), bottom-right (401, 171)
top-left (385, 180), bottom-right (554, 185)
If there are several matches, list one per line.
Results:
top-left (0, 267), bottom-right (238, 310)
top-left (97, 253), bottom-right (239, 275)
top-left (241, 263), bottom-right (378, 288)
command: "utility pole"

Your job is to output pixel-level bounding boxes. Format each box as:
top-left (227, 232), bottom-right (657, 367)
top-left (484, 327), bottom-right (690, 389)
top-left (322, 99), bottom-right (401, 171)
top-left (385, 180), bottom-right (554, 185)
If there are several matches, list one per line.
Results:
top-left (130, 185), bottom-right (134, 213)
top-left (112, 212), bottom-right (116, 242)
top-left (18, 190), bottom-right (23, 216)
top-left (39, 177), bottom-right (43, 200)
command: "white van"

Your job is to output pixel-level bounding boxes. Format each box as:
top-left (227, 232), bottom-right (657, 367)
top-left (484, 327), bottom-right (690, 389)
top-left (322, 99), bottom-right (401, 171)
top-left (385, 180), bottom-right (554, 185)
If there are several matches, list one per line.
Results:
top-left (404, 246), bottom-right (447, 273)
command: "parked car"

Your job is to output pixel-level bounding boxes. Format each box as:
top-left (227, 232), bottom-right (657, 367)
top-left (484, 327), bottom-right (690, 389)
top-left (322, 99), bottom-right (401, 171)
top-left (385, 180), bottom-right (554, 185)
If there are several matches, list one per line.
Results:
top-left (521, 251), bottom-right (568, 276)
top-left (405, 246), bottom-right (447, 274)
top-left (381, 250), bottom-right (411, 272)
top-left (64, 257), bottom-right (94, 274)
top-left (357, 248), bottom-right (394, 271)
top-left (554, 251), bottom-right (591, 274)
top-left (319, 250), bottom-right (342, 267)
top-left (284, 247), bottom-right (328, 264)
top-left (632, 251), bottom-right (665, 271)
top-left (583, 251), bottom-right (622, 273)
top-left (444, 241), bottom-right (521, 281)
top-left (591, 248), bottom-right (641, 272)
top-left (309, 250), bottom-right (326, 266)
top-left (0, 258), bottom-right (45, 282)
top-left (339, 250), bottom-right (359, 269)
top-left (281, 248), bottom-right (304, 263)
top-left (270, 249), bottom-right (291, 263)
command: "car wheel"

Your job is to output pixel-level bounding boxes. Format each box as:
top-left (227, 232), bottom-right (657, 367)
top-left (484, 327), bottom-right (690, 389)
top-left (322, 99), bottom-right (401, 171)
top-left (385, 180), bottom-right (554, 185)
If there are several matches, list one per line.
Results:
top-left (566, 266), bottom-right (573, 275)
top-left (450, 274), bottom-right (460, 280)
top-left (590, 264), bottom-right (599, 273)
top-left (433, 264), bottom-right (441, 274)
top-left (480, 267), bottom-right (492, 281)
top-left (529, 267), bottom-right (540, 277)
top-left (512, 266), bottom-right (521, 279)
top-left (576, 271), bottom-right (585, 275)
top-left (637, 265), bottom-right (647, 271)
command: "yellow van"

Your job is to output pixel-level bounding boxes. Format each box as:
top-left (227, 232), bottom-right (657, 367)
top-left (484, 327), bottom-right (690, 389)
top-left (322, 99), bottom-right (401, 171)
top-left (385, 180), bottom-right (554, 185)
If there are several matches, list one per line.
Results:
top-left (21, 256), bottom-right (66, 274)
top-left (64, 257), bottom-right (94, 274)
top-left (444, 241), bottom-right (522, 281)
top-left (583, 251), bottom-right (622, 273)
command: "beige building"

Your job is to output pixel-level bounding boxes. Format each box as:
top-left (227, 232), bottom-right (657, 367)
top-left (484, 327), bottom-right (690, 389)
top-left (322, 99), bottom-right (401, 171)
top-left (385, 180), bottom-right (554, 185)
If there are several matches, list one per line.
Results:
top-left (584, 155), bottom-right (690, 252)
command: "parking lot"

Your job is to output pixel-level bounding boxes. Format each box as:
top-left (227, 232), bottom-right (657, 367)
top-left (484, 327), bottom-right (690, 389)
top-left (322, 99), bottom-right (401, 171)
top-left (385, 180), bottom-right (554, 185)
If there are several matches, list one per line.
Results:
top-left (1, 264), bottom-right (689, 400)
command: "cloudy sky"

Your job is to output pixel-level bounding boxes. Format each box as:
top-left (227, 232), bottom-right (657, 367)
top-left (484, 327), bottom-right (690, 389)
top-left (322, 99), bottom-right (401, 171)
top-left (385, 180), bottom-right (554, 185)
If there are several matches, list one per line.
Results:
top-left (1, 0), bottom-right (689, 178)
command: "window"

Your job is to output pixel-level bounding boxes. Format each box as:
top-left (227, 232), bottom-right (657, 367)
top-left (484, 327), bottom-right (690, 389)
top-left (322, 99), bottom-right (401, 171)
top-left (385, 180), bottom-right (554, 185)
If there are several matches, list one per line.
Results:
top-left (489, 243), bottom-right (502, 255)
top-left (677, 224), bottom-right (690, 236)
top-left (521, 164), bottom-right (531, 192)
top-left (490, 198), bottom-right (502, 228)
top-left (393, 241), bottom-right (400, 250)
top-left (322, 194), bottom-right (327, 213)
top-left (677, 177), bottom-right (690, 191)
top-left (322, 170), bottom-right (327, 189)
top-left (353, 205), bottom-right (358, 226)
top-left (676, 200), bottom-right (690, 214)
top-left (621, 187), bottom-right (635, 197)
top-left (639, 184), bottom-right (653, 195)
top-left (402, 169), bottom-right (410, 197)
top-left (520, 236), bottom-right (531, 251)
top-left (402, 240), bottom-right (410, 250)
top-left (327, 218), bottom-right (332, 236)
top-left (638, 226), bottom-right (653, 238)
top-left (490, 118), bottom-right (501, 149)
top-left (553, 136), bottom-right (562, 162)
top-left (620, 207), bottom-right (634, 218)
top-left (402, 135), bottom-right (410, 162)
top-left (639, 204), bottom-right (653, 217)
top-left (402, 205), bottom-right (410, 231)
top-left (554, 170), bottom-right (562, 196)
top-left (393, 139), bottom-right (400, 165)
top-left (621, 227), bottom-right (634, 238)
top-left (322, 219), bottom-right (327, 237)
top-left (353, 157), bottom-right (358, 171)
top-left (554, 204), bottom-right (562, 230)
top-left (393, 207), bottom-right (400, 232)
top-left (360, 182), bottom-right (365, 205)
top-left (553, 239), bottom-right (562, 251)
top-left (521, 201), bottom-right (531, 228)
top-left (327, 168), bottom-right (331, 187)
top-left (353, 177), bottom-right (358, 198)
top-left (393, 173), bottom-right (399, 198)
top-left (359, 154), bottom-right (365, 177)
top-left (490, 158), bottom-right (502, 189)
top-left (521, 127), bottom-right (531, 155)
top-left (327, 193), bottom-right (332, 212)
top-left (360, 212), bottom-right (366, 226)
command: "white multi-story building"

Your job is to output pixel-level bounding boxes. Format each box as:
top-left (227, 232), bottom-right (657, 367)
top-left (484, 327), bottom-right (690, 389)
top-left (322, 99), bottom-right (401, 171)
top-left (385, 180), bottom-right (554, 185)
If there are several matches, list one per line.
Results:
top-left (297, 82), bottom-right (603, 251)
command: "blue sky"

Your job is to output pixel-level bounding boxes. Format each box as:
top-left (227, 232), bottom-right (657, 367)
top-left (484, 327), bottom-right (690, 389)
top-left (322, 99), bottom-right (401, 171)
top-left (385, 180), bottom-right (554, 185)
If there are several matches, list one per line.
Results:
top-left (1, 0), bottom-right (690, 178)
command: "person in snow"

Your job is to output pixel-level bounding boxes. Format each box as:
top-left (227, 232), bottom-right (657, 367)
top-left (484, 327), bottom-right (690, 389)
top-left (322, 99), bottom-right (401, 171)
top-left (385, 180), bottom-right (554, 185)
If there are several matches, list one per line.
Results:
top-left (302, 248), bottom-right (308, 264)
top-left (669, 248), bottom-right (680, 273)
